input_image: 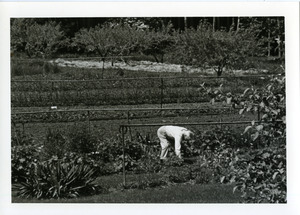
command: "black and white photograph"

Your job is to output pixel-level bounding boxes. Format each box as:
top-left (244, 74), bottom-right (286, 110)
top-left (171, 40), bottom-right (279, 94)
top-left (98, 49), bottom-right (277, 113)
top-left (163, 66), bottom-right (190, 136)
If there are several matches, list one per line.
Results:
top-left (1, 1), bottom-right (300, 215)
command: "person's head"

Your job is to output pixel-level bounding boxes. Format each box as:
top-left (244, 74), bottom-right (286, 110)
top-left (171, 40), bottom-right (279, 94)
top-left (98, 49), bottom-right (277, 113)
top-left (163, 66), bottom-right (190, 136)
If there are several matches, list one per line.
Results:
top-left (183, 130), bottom-right (194, 140)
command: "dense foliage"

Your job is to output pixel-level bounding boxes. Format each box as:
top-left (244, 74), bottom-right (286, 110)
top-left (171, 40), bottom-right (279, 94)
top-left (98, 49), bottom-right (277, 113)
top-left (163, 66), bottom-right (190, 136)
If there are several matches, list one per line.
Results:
top-left (233, 146), bottom-right (286, 203)
top-left (210, 75), bottom-right (286, 203)
top-left (140, 23), bottom-right (175, 63)
top-left (11, 20), bottom-right (66, 58)
top-left (11, 17), bottom-right (284, 66)
top-left (171, 21), bottom-right (260, 76)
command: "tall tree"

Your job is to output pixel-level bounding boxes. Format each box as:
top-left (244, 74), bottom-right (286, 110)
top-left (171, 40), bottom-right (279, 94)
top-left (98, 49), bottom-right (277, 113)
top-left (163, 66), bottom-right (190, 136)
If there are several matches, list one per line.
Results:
top-left (11, 19), bottom-right (65, 58)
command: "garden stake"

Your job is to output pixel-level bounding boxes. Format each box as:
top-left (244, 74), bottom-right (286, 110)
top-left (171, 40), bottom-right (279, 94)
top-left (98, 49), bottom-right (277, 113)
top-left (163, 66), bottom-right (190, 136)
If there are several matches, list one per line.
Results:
top-left (102, 58), bottom-right (104, 79)
top-left (121, 125), bottom-right (126, 186)
top-left (87, 110), bottom-right (91, 134)
top-left (160, 78), bottom-right (164, 109)
top-left (51, 82), bottom-right (54, 106)
top-left (127, 110), bottom-right (130, 124)
top-left (22, 122), bottom-right (25, 136)
top-left (127, 110), bottom-right (133, 141)
top-left (12, 121), bottom-right (20, 146)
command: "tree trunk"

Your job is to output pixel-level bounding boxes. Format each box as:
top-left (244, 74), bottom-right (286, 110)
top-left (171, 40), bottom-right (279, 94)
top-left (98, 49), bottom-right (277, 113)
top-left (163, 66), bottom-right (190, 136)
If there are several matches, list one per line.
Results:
top-left (160, 54), bottom-right (164, 63)
top-left (212, 17), bottom-right (216, 32)
top-left (153, 55), bottom-right (159, 63)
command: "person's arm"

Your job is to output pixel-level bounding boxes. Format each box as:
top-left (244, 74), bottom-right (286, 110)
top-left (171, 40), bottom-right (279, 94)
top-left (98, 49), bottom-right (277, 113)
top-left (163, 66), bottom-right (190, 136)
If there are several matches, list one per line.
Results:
top-left (174, 134), bottom-right (183, 158)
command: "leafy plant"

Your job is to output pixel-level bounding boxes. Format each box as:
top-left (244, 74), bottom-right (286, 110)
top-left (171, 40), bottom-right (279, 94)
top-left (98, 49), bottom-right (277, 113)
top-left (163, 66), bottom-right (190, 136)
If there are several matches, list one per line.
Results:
top-left (11, 144), bottom-right (42, 183)
top-left (233, 146), bottom-right (286, 203)
top-left (232, 76), bottom-right (285, 148)
top-left (217, 76), bottom-right (286, 203)
top-left (14, 157), bottom-right (102, 199)
top-left (43, 128), bottom-right (69, 159)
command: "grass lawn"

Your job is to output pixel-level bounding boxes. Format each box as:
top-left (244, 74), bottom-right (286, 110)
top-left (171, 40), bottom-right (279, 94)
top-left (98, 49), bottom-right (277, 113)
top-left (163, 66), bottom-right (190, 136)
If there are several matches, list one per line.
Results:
top-left (12, 183), bottom-right (242, 203)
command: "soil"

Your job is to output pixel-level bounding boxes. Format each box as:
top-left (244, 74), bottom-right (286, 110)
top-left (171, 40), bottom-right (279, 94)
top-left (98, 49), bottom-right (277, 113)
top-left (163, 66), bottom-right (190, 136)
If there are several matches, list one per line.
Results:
top-left (51, 58), bottom-right (267, 75)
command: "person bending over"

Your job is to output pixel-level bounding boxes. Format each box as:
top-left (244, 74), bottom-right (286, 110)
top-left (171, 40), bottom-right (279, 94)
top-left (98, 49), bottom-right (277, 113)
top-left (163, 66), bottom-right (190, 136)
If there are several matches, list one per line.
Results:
top-left (157, 125), bottom-right (193, 160)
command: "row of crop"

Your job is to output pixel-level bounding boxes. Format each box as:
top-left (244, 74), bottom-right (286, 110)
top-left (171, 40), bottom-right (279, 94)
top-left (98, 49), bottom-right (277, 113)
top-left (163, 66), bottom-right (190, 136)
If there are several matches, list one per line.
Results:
top-left (11, 75), bottom-right (267, 92)
top-left (12, 108), bottom-right (239, 124)
top-left (11, 78), bottom-right (268, 107)
top-left (11, 87), bottom-right (214, 107)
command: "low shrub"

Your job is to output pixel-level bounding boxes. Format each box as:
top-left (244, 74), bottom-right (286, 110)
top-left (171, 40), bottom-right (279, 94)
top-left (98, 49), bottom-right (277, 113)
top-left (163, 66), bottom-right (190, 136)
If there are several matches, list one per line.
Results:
top-left (11, 60), bottom-right (44, 77)
top-left (11, 144), bottom-right (42, 183)
top-left (11, 59), bottom-right (61, 77)
top-left (43, 128), bottom-right (69, 159)
top-left (11, 127), bottom-right (34, 146)
top-left (43, 62), bottom-right (61, 74)
top-left (68, 124), bottom-right (99, 154)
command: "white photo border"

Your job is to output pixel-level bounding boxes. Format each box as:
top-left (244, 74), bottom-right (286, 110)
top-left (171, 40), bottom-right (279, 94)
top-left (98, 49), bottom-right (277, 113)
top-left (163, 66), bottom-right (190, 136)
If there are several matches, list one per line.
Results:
top-left (1, 2), bottom-right (299, 215)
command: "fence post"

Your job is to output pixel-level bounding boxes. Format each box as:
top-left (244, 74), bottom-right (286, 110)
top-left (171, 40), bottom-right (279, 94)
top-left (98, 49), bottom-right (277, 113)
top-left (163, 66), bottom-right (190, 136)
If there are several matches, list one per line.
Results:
top-left (127, 110), bottom-right (130, 124)
top-left (12, 121), bottom-right (20, 146)
top-left (101, 58), bottom-right (105, 79)
top-left (22, 122), bottom-right (25, 136)
top-left (51, 81), bottom-right (54, 106)
top-left (127, 110), bottom-right (133, 141)
top-left (160, 78), bottom-right (164, 109)
top-left (120, 125), bottom-right (126, 186)
top-left (87, 110), bottom-right (91, 134)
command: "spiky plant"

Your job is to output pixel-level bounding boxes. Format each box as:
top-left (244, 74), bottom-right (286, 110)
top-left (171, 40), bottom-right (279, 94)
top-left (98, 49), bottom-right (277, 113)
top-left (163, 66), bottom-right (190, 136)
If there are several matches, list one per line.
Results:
top-left (15, 158), bottom-right (102, 199)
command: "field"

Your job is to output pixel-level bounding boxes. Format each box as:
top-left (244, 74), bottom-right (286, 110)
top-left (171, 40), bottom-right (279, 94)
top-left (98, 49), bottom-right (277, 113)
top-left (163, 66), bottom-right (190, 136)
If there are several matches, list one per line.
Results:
top-left (11, 58), bottom-right (286, 203)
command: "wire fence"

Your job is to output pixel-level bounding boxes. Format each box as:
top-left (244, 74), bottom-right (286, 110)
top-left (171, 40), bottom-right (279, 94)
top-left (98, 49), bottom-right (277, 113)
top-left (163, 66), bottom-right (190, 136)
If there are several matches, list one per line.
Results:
top-left (11, 106), bottom-right (261, 137)
top-left (10, 104), bottom-right (282, 187)
top-left (11, 74), bottom-right (271, 137)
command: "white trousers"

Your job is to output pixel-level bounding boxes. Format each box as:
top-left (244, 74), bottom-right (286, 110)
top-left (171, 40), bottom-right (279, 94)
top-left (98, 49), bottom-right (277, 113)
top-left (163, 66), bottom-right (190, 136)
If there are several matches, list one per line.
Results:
top-left (158, 135), bottom-right (182, 160)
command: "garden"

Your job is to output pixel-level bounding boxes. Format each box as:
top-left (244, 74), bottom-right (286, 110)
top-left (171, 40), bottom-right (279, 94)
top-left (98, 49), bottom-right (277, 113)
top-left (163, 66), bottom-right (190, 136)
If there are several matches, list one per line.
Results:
top-left (11, 17), bottom-right (286, 203)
